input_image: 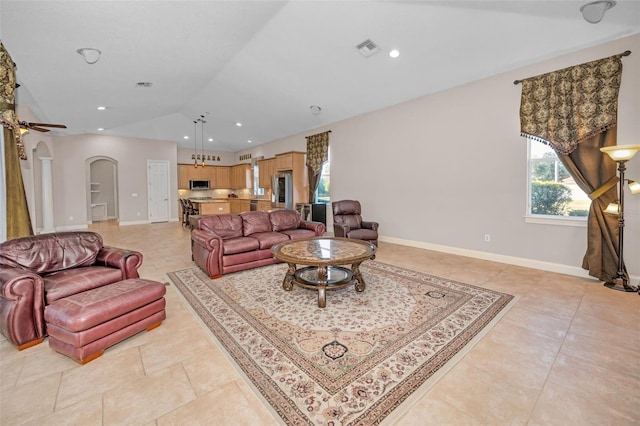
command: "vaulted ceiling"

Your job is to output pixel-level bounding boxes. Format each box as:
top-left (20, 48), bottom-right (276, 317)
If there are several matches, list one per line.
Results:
top-left (1, 1), bottom-right (639, 152)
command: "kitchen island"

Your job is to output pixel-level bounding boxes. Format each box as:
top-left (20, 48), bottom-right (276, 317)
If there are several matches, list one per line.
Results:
top-left (190, 199), bottom-right (231, 215)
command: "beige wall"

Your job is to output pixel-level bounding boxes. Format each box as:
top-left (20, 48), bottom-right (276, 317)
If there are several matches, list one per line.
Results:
top-left (18, 34), bottom-right (639, 277)
top-left (238, 34), bottom-right (640, 278)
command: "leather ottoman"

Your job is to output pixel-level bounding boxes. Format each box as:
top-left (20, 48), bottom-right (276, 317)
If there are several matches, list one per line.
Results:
top-left (44, 278), bottom-right (166, 364)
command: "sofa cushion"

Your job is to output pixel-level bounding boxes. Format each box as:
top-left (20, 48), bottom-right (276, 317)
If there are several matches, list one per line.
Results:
top-left (347, 228), bottom-right (378, 242)
top-left (43, 266), bottom-right (124, 304)
top-left (222, 237), bottom-right (260, 255)
top-left (0, 232), bottom-right (102, 274)
top-left (269, 209), bottom-right (301, 232)
top-left (249, 232), bottom-right (290, 250)
top-left (199, 214), bottom-right (243, 239)
top-left (281, 229), bottom-right (317, 240)
top-left (241, 211), bottom-right (272, 236)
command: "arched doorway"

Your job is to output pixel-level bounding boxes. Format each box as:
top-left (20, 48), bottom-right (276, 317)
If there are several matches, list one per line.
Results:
top-left (86, 157), bottom-right (118, 223)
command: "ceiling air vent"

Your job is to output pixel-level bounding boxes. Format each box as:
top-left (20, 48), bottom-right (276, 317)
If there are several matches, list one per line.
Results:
top-left (135, 82), bottom-right (153, 88)
top-left (356, 39), bottom-right (380, 58)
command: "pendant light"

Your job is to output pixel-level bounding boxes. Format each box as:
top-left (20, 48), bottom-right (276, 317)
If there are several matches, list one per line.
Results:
top-left (193, 120), bottom-right (198, 168)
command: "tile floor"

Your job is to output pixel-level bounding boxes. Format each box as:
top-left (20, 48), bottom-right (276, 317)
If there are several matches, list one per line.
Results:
top-left (1, 221), bottom-right (638, 425)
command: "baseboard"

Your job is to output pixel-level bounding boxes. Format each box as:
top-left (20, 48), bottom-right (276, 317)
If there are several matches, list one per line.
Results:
top-left (119, 219), bottom-right (151, 226)
top-left (54, 224), bottom-right (89, 231)
top-left (379, 235), bottom-right (639, 282)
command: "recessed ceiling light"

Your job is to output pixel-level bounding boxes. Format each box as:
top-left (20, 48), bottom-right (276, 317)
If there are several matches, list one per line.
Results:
top-left (97, 106), bottom-right (107, 110)
top-left (208, 138), bottom-right (214, 142)
top-left (236, 122), bottom-right (242, 127)
top-left (135, 82), bottom-right (153, 88)
top-left (248, 140), bottom-right (252, 144)
top-left (389, 49), bottom-right (400, 58)
top-left (97, 128), bottom-right (104, 131)
top-left (310, 105), bottom-right (322, 115)
top-left (183, 136), bottom-right (189, 139)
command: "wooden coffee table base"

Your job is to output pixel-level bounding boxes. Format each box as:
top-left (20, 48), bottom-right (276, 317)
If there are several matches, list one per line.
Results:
top-left (281, 262), bottom-right (367, 308)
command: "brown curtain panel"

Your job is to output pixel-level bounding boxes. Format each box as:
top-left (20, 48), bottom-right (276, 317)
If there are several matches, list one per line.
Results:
top-left (306, 131), bottom-right (329, 203)
top-left (1, 42), bottom-right (34, 239)
top-left (558, 129), bottom-right (622, 282)
top-left (519, 53), bottom-right (624, 282)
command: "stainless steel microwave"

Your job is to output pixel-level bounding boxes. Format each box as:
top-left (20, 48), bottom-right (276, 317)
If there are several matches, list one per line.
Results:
top-left (189, 180), bottom-right (210, 190)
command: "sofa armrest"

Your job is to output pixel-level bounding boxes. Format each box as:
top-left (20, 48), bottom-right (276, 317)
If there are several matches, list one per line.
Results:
top-left (191, 229), bottom-right (224, 278)
top-left (333, 223), bottom-right (350, 238)
top-left (0, 265), bottom-right (46, 349)
top-left (300, 220), bottom-right (326, 236)
top-left (362, 221), bottom-right (379, 231)
top-left (96, 246), bottom-right (143, 279)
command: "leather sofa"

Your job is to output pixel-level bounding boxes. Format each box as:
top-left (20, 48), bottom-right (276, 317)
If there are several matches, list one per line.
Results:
top-left (192, 209), bottom-right (325, 278)
top-left (0, 231), bottom-right (143, 350)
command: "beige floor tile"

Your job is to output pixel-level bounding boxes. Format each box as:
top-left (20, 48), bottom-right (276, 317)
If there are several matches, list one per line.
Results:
top-left (530, 379), bottom-right (636, 426)
top-left (545, 352), bottom-right (639, 419)
top-left (500, 305), bottom-right (573, 340)
top-left (181, 346), bottom-right (241, 396)
top-left (569, 311), bottom-right (640, 352)
top-left (22, 395), bottom-right (103, 426)
top-left (138, 321), bottom-right (215, 374)
top-left (560, 332), bottom-right (640, 380)
top-left (396, 395), bottom-right (483, 425)
top-left (16, 342), bottom-right (79, 386)
top-left (429, 362), bottom-right (539, 425)
top-left (0, 372), bottom-right (60, 425)
top-left (156, 380), bottom-right (276, 426)
top-left (56, 346), bottom-right (145, 409)
top-left (460, 336), bottom-right (554, 391)
top-left (103, 363), bottom-right (197, 425)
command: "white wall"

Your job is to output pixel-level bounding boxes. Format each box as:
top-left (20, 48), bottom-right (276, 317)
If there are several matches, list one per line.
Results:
top-left (51, 133), bottom-right (178, 227)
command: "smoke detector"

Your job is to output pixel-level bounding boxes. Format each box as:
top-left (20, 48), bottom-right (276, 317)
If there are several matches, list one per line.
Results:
top-left (356, 39), bottom-right (381, 57)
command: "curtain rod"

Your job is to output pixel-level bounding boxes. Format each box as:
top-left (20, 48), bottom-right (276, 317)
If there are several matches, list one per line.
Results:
top-left (513, 50), bottom-right (631, 85)
top-left (305, 130), bottom-right (331, 139)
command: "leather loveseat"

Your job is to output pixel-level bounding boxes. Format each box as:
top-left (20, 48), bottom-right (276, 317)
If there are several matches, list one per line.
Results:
top-left (0, 231), bottom-right (143, 350)
top-left (191, 209), bottom-right (325, 278)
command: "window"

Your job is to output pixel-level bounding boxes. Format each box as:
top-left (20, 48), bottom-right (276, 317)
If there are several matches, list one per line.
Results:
top-left (315, 155), bottom-right (330, 204)
top-left (527, 139), bottom-right (589, 222)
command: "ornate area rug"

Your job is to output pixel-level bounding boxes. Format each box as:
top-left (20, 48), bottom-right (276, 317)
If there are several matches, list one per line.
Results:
top-left (167, 261), bottom-right (514, 425)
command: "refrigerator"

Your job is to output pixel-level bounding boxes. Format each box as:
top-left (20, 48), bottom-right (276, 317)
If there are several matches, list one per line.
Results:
top-left (272, 172), bottom-right (293, 210)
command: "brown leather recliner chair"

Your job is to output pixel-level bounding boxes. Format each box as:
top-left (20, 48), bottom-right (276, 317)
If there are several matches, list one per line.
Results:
top-left (332, 200), bottom-right (379, 247)
top-left (0, 231), bottom-right (143, 350)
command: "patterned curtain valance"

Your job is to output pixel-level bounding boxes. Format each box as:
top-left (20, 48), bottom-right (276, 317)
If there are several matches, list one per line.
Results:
top-left (306, 131), bottom-right (330, 174)
top-left (0, 42), bottom-right (26, 160)
top-left (519, 54), bottom-right (623, 155)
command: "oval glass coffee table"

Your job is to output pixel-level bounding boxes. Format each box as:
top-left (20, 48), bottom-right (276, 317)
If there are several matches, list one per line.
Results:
top-left (271, 237), bottom-right (377, 308)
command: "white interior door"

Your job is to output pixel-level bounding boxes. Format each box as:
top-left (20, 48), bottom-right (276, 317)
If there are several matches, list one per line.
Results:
top-left (148, 160), bottom-right (170, 223)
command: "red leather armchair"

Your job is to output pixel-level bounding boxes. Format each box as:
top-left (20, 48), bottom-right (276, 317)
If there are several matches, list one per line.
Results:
top-left (332, 200), bottom-right (379, 247)
top-left (0, 231), bottom-right (142, 350)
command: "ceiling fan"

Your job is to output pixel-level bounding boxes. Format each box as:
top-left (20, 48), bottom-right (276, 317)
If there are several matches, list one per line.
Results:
top-left (17, 119), bottom-right (67, 133)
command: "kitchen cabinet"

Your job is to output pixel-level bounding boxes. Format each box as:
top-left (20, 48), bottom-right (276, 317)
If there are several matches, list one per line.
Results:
top-left (257, 200), bottom-right (272, 212)
top-left (215, 166), bottom-right (231, 188)
top-left (275, 152), bottom-right (294, 171)
top-left (229, 199), bottom-right (251, 213)
top-left (191, 200), bottom-right (230, 215)
top-left (258, 158), bottom-right (275, 188)
top-left (230, 164), bottom-right (252, 189)
top-left (178, 164), bottom-right (192, 189)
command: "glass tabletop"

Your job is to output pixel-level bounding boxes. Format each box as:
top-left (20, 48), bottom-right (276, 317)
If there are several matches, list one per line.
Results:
top-left (272, 237), bottom-right (376, 265)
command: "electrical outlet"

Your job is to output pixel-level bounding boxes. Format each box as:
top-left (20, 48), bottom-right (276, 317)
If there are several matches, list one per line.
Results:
top-left (484, 234), bottom-right (491, 242)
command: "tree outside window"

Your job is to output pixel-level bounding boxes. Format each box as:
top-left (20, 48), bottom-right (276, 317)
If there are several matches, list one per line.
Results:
top-left (528, 140), bottom-right (589, 217)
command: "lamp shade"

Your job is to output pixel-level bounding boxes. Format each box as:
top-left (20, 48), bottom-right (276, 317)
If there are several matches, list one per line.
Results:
top-left (628, 180), bottom-right (640, 195)
top-left (604, 202), bottom-right (620, 215)
top-left (600, 144), bottom-right (640, 162)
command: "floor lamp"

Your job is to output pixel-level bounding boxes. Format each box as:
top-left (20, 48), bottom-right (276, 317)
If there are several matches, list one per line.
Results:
top-left (599, 144), bottom-right (640, 293)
